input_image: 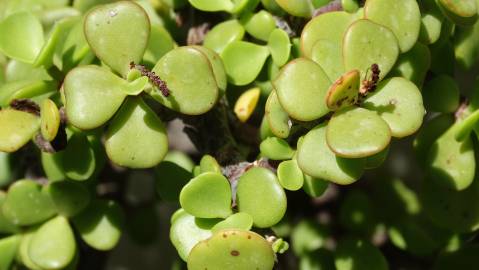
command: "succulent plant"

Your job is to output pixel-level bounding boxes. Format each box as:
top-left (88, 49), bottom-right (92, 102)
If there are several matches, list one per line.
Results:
top-left (1, 0), bottom-right (479, 269)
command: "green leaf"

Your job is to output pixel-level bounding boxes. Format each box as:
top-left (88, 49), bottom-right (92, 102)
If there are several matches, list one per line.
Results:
top-left (275, 0), bottom-right (313, 17)
top-left (64, 65), bottom-right (127, 130)
top-left (265, 91), bottom-right (291, 138)
top-left (0, 235), bottom-right (21, 270)
top-left (0, 109), bottom-right (40, 153)
top-left (436, 0), bottom-right (478, 26)
top-left (221, 41), bottom-right (270, 86)
top-left (242, 10), bottom-right (276, 41)
top-left (297, 123), bottom-right (365, 185)
top-left (236, 167), bottom-right (287, 228)
top-left (73, 200), bottom-right (124, 251)
top-left (273, 58), bottom-right (331, 121)
top-left (203, 20), bottom-right (245, 54)
top-left (423, 75), bottom-right (460, 113)
top-left (105, 97), bottom-right (168, 168)
top-left (155, 151), bottom-right (194, 202)
top-left (170, 209), bottom-right (218, 261)
top-left (277, 159), bottom-right (304, 191)
top-left (301, 10), bottom-right (356, 60)
top-left (267, 28), bottom-right (291, 67)
top-left (2, 179), bottom-right (56, 226)
top-left (187, 230), bottom-right (275, 270)
top-left (84, 1), bottom-right (150, 77)
top-left (426, 123), bottom-right (476, 191)
top-left (365, 0), bottom-right (421, 52)
top-left (211, 212), bottom-right (254, 233)
top-left (260, 137), bottom-right (295, 160)
top-left (180, 172), bottom-right (232, 219)
top-left (29, 216), bottom-right (76, 270)
top-left (0, 12), bottom-right (44, 63)
top-left (326, 107), bottom-right (391, 158)
top-left (389, 42), bottom-right (431, 87)
top-left (62, 134), bottom-right (96, 181)
top-left (343, 19), bottom-right (399, 80)
top-left (150, 46), bottom-right (220, 115)
top-left (363, 77), bottom-right (424, 138)
top-left (302, 174), bottom-right (329, 198)
top-left (188, 0), bottom-right (235, 12)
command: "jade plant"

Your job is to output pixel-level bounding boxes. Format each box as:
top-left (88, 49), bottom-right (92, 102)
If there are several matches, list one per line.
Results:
top-left (1, 0), bottom-right (479, 269)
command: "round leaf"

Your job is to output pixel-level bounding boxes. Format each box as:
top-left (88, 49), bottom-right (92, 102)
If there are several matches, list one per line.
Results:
top-left (426, 123), bottom-right (475, 191)
top-left (151, 46), bottom-right (219, 115)
top-left (365, 0), bottom-right (421, 52)
top-left (236, 167), bottom-right (287, 228)
top-left (260, 137), bottom-right (295, 160)
top-left (363, 77), bottom-right (424, 138)
top-left (64, 65), bottom-right (127, 130)
top-left (2, 179), bottom-right (56, 226)
top-left (73, 200), bottom-right (124, 251)
top-left (187, 230), bottom-right (275, 270)
top-left (170, 209), bottom-right (217, 261)
top-left (301, 11), bottom-right (356, 59)
top-left (422, 74), bottom-right (460, 113)
top-left (221, 41), bottom-right (270, 86)
top-left (105, 97), bottom-right (168, 168)
top-left (0, 109), bottom-right (40, 153)
top-left (203, 20), bottom-right (245, 54)
top-left (62, 134), bottom-right (96, 181)
top-left (343, 19), bottom-right (399, 80)
top-left (84, 1), bottom-right (150, 77)
top-left (243, 10), bottom-right (276, 41)
top-left (29, 216), bottom-right (76, 270)
top-left (180, 172), bottom-right (233, 219)
top-left (267, 28), bottom-right (291, 67)
top-left (297, 123), bottom-right (365, 185)
top-left (273, 58), bottom-right (331, 121)
top-left (0, 12), bottom-right (44, 63)
top-left (326, 107), bottom-right (391, 158)
top-left (277, 159), bottom-right (304, 191)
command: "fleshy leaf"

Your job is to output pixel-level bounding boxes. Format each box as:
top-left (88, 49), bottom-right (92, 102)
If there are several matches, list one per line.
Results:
top-left (236, 167), bottom-right (287, 228)
top-left (0, 109), bottom-right (40, 153)
top-left (0, 12), bottom-right (44, 63)
top-left (273, 58), bottom-right (331, 121)
top-left (188, 230), bottom-right (275, 270)
top-left (105, 97), bottom-right (168, 168)
top-left (180, 172), bottom-right (233, 219)
top-left (64, 65), bottom-right (127, 130)
top-left (84, 1), bottom-right (150, 77)
top-left (326, 107), bottom-right (391, 158)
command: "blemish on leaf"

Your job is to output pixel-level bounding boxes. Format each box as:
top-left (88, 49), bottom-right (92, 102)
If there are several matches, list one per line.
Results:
top-left (230, 250), bottom-right (240, 256)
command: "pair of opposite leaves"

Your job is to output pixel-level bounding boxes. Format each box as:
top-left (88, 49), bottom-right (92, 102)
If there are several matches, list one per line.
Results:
top-left (179, 167), bottom-right (287, 229)
top-left (63, 1), bottom-right (226, 168)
